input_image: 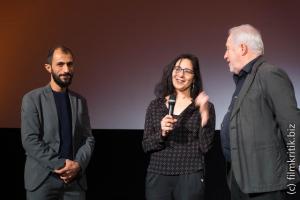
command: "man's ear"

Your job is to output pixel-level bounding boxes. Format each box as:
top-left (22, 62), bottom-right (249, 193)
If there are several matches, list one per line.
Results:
top-left (44, 64), bottom-right (51, 73)
top-left (240, 43), bottom-right (248, 56)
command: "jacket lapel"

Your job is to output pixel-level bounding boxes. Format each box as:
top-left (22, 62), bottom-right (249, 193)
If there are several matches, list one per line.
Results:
top-left (44, 85), bottom-right (60, 141)
top-left (68, 91), bottom-right (77, 136)
top-left (230, 57), bottom-right (266, 120)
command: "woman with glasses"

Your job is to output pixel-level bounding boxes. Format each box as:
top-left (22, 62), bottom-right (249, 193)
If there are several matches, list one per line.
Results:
top-left (142, 53), bottom-right (215, 200)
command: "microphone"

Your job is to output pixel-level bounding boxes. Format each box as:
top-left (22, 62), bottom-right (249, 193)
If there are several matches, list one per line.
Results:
top-left (168, 94), bottom-right (176, 116)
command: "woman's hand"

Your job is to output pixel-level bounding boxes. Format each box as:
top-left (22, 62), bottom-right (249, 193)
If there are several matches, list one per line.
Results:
top-left (195, 91), bottom-right (210, 127)
top-left (161, 114), bottom-right (177, 137)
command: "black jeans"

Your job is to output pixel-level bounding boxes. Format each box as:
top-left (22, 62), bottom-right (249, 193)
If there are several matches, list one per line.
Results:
top-left (145, 171), bottom-right (205, 200)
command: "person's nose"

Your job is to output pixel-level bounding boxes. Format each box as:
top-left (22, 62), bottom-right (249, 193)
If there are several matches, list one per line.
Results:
top-left (177, 68), bottom-right (185, 76)
top-left (224, 51), bottom-right (228, 60)
top-left (62, 64), bottom-right (71, 73)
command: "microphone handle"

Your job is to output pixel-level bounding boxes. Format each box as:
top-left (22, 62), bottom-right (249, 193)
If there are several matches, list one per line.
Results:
top-left (168, 105), bottom-right (174, 115)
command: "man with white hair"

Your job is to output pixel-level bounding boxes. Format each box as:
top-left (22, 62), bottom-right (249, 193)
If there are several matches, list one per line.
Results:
top-left (220, 24), bottom-right (300, 200)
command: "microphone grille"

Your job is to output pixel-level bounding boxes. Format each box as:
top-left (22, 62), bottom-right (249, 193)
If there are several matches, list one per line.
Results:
top-left (168, 94), bottom-right (176, 104)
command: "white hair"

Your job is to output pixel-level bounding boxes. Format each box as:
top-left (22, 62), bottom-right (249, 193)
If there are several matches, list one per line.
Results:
top-left (229, 24), bottom-right (264, 55)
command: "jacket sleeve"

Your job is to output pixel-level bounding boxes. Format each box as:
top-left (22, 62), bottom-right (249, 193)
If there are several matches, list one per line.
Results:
top-left (73, 98), bottom-right (95, 172)
top-left (199, 102), bottom-right (216, 153)
top-left (261, 66), bottom-right (300, 170)
top-left (142, 100), bottom-right (166, 153)
top-left (21, 93), bottom-right (65, 171)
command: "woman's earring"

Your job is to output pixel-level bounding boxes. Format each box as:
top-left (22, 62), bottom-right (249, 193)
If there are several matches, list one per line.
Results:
top-left (191, 82), bottom-right (194, 93)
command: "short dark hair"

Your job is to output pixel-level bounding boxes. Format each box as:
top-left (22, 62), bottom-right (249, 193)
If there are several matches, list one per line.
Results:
top-left (46, 45), bottom-right (74, 64)
top-left (154, 53), bottom-right (203, 99)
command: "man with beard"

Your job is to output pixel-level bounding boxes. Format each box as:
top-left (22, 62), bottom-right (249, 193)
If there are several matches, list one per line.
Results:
top-left (21, 45), bottom-right (95, 200)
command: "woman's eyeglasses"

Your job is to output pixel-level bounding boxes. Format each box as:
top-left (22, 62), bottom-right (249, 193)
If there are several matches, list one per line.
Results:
top-left (173, 66), bottom-right (194, 75)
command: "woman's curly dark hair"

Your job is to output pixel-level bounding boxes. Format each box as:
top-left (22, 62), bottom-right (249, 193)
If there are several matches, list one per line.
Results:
top-left (154, 53), bottom-right (203, 99)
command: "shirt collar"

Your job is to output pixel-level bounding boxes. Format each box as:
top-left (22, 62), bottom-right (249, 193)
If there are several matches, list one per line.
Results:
top-left (233, 55), bottom-right (261, 82)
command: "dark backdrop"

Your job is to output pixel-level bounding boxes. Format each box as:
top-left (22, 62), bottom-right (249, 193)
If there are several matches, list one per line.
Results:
top-left (3, 128), bottom-right (299, 200)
